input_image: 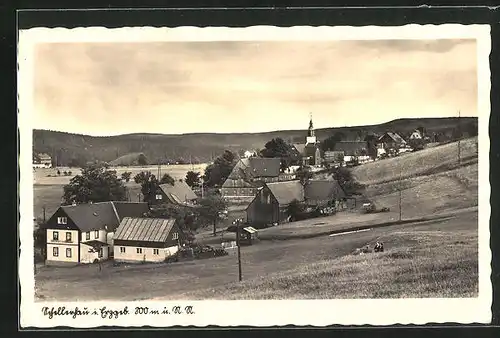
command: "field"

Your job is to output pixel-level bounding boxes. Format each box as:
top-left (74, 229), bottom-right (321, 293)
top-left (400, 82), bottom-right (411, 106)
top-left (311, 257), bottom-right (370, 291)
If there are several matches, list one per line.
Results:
top-left (33, 164), bottom-right (207, 221)
top-left (35, 210), bottom-right (477, 301)
top-left (353, 137), bottom-right (478, 219)
top-left (34, 138), bottom-right (479, 300)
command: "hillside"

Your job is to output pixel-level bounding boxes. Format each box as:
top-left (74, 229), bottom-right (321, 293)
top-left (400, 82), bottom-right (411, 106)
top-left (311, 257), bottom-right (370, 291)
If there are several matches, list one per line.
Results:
top-left (352, 137), bottom-right (479, 218)
top-left (33, 117), bottom-right (476, 166)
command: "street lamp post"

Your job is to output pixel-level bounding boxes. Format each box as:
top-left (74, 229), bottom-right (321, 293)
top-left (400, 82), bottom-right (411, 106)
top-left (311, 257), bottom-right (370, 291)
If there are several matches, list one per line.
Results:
top-left (233, 218), bottom-right (243, 282)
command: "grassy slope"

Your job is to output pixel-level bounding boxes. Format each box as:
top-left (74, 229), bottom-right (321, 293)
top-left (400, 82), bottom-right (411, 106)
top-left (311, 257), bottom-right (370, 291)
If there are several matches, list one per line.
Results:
top-left (352, 137), bottom-right (478, 218)
top-left (109, 152), bottom-right (144, 166)
top-left (35, 211), bottom-right (477, 301)
top-left (181, 229), bottom-right (477, 299)
top-left (33, 117), bottom-right (475, 165)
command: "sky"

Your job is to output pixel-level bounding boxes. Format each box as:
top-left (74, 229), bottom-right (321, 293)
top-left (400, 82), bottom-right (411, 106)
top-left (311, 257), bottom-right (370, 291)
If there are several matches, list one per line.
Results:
top-left (33, 39), bottom-right (478, 136)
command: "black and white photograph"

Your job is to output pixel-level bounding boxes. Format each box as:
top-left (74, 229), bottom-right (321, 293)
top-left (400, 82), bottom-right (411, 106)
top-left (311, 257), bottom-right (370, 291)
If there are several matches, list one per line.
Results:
top-left (18, 24), bottom-right (491, 327)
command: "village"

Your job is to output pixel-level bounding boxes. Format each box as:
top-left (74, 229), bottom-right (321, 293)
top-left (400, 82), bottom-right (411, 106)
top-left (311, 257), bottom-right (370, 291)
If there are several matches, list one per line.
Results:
top-left (31, 112), bottom-right (479, 303)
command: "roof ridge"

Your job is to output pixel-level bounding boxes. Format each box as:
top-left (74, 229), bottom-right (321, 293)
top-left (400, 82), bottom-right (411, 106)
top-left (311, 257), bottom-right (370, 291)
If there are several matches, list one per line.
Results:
top-left (110, 201), bottom-right (121, 224)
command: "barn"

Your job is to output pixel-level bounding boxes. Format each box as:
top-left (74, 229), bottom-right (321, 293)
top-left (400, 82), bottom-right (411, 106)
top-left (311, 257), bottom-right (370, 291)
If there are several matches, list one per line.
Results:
top-left (246, 180), bottom-right (304, 226)
top-left (246, 179), bottom-right (347, 227)
top-left (113, 217), bottom-right (183, 263)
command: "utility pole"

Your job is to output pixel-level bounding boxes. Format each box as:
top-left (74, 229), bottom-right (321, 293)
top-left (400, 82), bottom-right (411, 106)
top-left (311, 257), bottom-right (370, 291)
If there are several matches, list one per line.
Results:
top-left (398, 165), bottom-right (402, 222)
top-left (42, 205), bottom-right (46, 224)
top-left (458, 110), bottom-right (461, 165)
top-left (201, 176), bottom-right (204, 199)
top-left (234, 218), bottom-right (243, 282)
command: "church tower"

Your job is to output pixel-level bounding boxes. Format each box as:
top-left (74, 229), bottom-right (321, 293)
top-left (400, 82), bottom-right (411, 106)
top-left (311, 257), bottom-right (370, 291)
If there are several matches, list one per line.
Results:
top-left (306, 113), bottom-right (317, 145)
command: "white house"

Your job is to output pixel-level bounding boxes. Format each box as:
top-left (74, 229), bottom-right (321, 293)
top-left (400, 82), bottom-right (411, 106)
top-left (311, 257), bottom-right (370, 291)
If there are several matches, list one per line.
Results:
top-left (43, 201), bottom-right (149, 265)
top-left (409, 129), bottom-right (423, 140)
top-left (33, 153), bottom-right (52, 168)
top-left (113, 217), bottom-right (183, 263)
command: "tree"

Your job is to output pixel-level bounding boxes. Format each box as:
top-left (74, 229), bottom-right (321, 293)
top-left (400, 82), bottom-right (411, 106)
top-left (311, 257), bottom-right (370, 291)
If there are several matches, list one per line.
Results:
top-left (329, 166), bottom-right (363, 195)
top-left (463, 121), bottom-right (478, 137)
top-left (134, 171), bottom-right (159, 204)
top-left (185, 171), bottom-right (201, 188)
top-left (320, 133), bottom-right (341, 152)
top-left (295, 166), bottom-right (313, 185)
top-left (121, 171), bottom-right (132, 183)
top-left (198, 194), bottom-right (228, 236)
top-left (417, 126), bottom-right (426, 137)
top-left (364, 134), bottom-right (378, 159)
top-left (203, 150), bottom-right (237, 187)
top-left (137, 153), bottom-right (148, 165)
top-left (146, 204), bottom-right (199, 232)
top-left (286, 199), bottom-right (306, 221)
top-left (260, 138), bottom-right (300, 170)
top-left (62, 163), bottom-right (127, 205)
top-left (160, 173), bottom-right (175, 186)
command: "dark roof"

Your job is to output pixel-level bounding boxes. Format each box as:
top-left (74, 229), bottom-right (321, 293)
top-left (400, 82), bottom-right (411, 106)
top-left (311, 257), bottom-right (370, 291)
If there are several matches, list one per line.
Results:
top-left (332, 141), bottom-right (367, 156)
top-left (114, 217), bottom-right (176, 243)
top-left (112, 201), bottom-right (150, 219)
top-left (292, 143), bottom-right (306, 155)
top-left (304, 144), bottom-right (320, 157)
top-left (304, 180), bottom-right (346, 202)
top-left (378, 132), bottom-right (406, 144)
top-left (159, 181), bottom-right (198, 204)
top-left (266, 181), bottom-right (304, 206)
top-left (247, 157), bottom-right (281, 177)
top-left (60, 201), bottom-right (149, 232)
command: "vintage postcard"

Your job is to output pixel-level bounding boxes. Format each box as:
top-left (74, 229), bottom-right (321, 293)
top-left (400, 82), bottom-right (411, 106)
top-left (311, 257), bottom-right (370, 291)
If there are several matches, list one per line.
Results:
top-left (18, 24), bottom-right (491, 328)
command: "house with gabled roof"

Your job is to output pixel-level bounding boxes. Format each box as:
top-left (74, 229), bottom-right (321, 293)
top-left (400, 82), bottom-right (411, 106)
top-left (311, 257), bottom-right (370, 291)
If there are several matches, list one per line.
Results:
top-left (220, 157), bottom-right (283, 202)
top-left (43, 201), bottom-right (149, 265)
top-left (113, 217), bottom-right (183, 263)
top-left (245, 179), bottom-right (346, 226)
top-left (325, 141), bottom-right (371, 165)
top-left (151, 181), bottom-right (198, 206)
top-left (377, 132), bottom-right (408, 156)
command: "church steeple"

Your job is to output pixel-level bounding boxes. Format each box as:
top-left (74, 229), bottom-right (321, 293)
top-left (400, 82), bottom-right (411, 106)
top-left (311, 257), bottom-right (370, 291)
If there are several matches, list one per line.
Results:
top-left (308, 113), bottom-right (315, 137)
top-left (306, 113), bottom-right (317, 145)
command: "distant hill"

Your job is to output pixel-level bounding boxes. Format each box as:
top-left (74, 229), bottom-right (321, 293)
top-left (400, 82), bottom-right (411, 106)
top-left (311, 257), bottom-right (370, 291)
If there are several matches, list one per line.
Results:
top-left (109, 152), bottom-right (145, 166)
top-left (33, 117), bottom-right (477, 167)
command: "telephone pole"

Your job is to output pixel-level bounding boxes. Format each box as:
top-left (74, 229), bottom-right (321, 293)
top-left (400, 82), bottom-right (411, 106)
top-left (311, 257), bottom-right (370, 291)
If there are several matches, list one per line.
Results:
top-left (398, 165), bottom-right (402, 222)
top-left (458, 110), bottom-right (462, 165)
top-left (233, 218), bottom-right (243, 282)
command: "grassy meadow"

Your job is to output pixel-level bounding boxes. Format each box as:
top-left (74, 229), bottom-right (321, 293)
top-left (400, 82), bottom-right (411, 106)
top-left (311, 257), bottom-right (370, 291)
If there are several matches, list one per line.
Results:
top-left (33, 164), bottom-right (207, 221)
top-left (35, 210), bottom-right (477, 301)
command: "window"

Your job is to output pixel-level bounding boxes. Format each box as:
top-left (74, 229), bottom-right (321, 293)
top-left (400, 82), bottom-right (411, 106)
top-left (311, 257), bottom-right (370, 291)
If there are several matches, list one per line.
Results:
top-left (86, 232), bottom-right (90, 240)
top-left (52, 231), bottom-right (59, 241)
top-left (57, 217), bottom-right (67, 225)
top-left (120, 247), bottom-right (126, 253)
top-left (153, 249), bottom-right (159, 255)
top-left (66, 232), bottom-right (72, 242)
top-left (94, 230), bottom-right (99, 239)
top-left (136, 248), bottom-right (142, 254)
top-left (172, 232), bottom-right (179, 240)
top-left (53, 247), bottom-right (59, 257)
top-left (66, 248), bottom-right (72, 258)
top-left (156, 194), bottom-right (162, 200)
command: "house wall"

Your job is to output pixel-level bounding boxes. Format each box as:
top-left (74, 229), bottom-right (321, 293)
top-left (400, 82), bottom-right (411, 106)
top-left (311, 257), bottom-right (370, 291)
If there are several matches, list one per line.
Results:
top-left (80, 243), bottom-right (109, 264)
top-left (46, 229), bottom-right (79, 264)
top-left (113, 245), bottom-right (179, 263)
top-left (246, 188), bottom-right (280, 226)
top-left (81, 229), bottom-right (108, 244)
top-left (221, 186), bottom-right (258, 197)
